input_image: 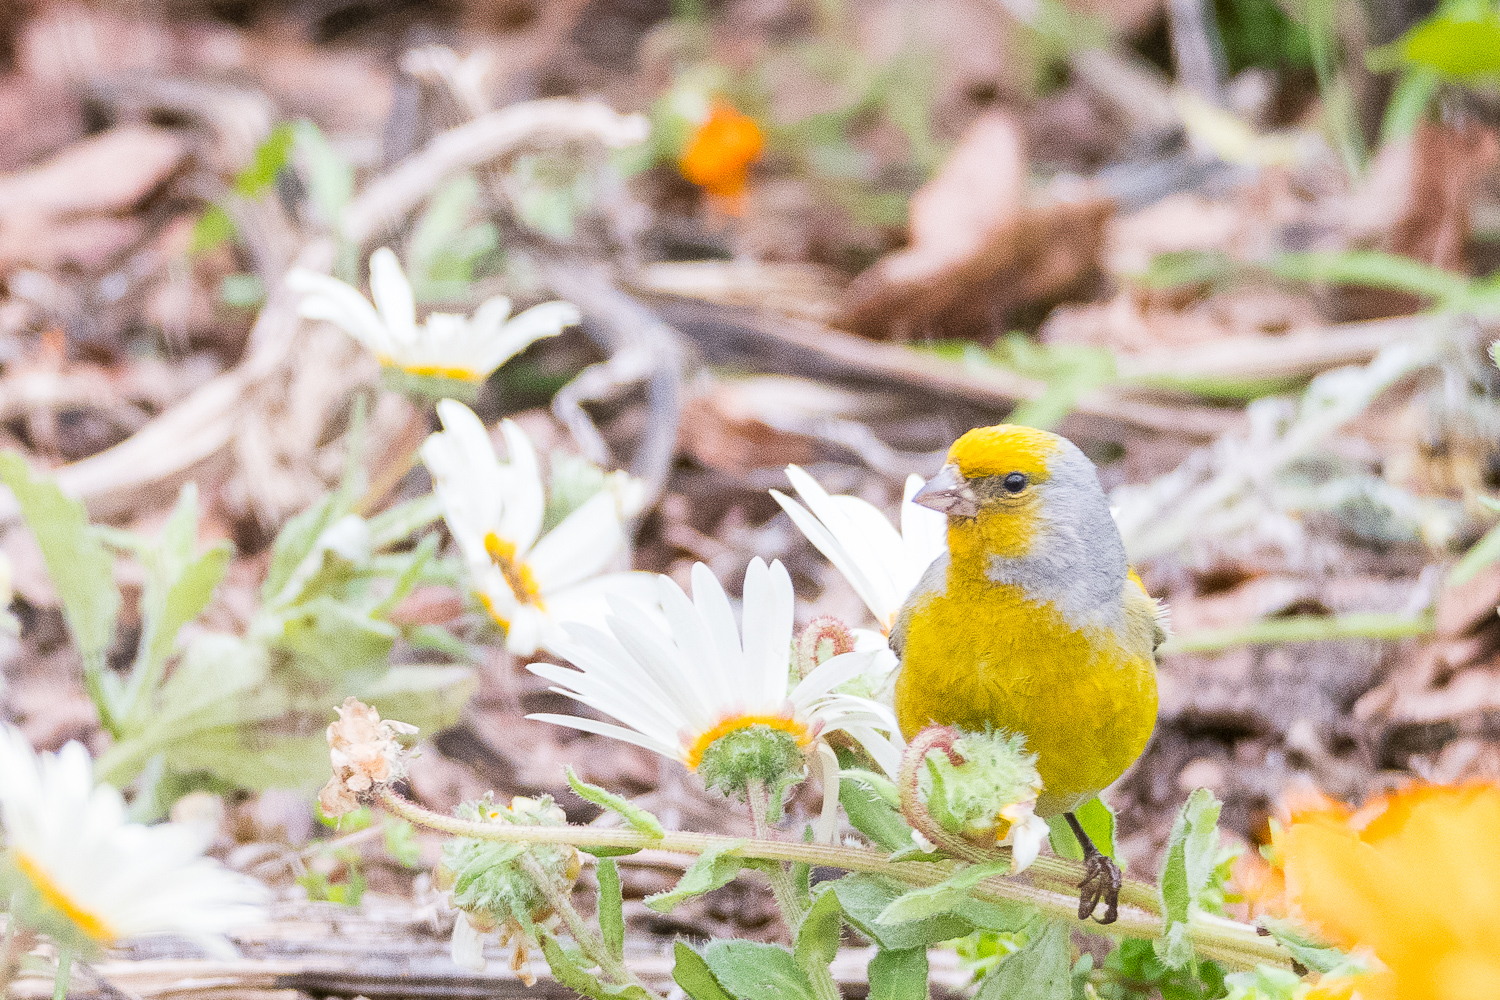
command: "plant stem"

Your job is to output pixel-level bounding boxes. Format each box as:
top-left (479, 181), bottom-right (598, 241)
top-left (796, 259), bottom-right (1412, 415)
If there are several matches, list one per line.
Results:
top-left (516, 854), bottom-right (654, 995)
top-left (51, 947), bottom-right (70, 1000)
top-left (376, 787), bottom-right (1289, 970)
top-left (745, 781), bottom-right (839, 1000)
top-left (1159, 611), bottom-right (1434, 656)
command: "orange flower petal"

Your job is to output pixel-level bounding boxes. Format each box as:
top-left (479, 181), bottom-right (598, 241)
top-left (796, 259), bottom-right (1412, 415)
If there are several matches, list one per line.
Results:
top-left (679, 102), bottom-right (763, 197)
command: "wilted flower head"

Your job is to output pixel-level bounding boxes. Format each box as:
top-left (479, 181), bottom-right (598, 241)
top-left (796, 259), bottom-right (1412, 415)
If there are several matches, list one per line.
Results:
top-left (528, 557), bottom-right (903, 802)
top-left (437, 794), bottom-right (580, 982)
top-left (0, 726), bottom-right (265, 955)
top-left (678, 102), bottom-right (763, 197)
top-left (1237, 782), bottom-right (1500, 1000)
top-left (288, 248), bottom-right (579, 386)
top-left (420, 400), bottom-right (651, 655)
top-left (319, 697), bottom-right (418, 817)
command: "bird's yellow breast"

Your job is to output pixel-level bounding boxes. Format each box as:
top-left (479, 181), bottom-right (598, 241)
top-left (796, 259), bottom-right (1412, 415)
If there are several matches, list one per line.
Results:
top-left (894, 547), bottom-right (1158, 816)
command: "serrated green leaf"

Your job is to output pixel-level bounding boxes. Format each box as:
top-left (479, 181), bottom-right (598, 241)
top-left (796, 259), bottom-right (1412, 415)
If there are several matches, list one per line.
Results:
top-left (1046, 797), bottom-right (1117, 863)
top-left (645, 840), bottom-right (747, 913)
top-left (596, 858), bottom-right (625, 963)
top-left (567, 767), bottom-right (666, 839)
top-left (538, 933), bottom-right (653, 1000)
top-left (1156, 787), bottom-right (1223, 969)
top-left (701, 941), bottom-right (815, 1000)
top-left (975, 920), bottom-right (1071, 1000)
top-left (0, 451), bottom-right (119, 680)
top-left (838, 770), bottom-right (912, 852)
top-left (673, 942), bottom-right (736, 1000)
top-left (876, 859), bottom-right (1010, 925)
top-left (793, 882), bottom-right (842, 979)
top-left (867, 948), bottom-right (927, 1000)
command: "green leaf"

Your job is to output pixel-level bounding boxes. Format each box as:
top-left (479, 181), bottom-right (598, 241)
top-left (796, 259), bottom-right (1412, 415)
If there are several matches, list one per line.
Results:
top-left (567, 767), bottom-right (666, 839)
top-left (1396, 10), bottom-right (1500, 78)
top-left (867, 948), bottom-right (927, 1000)
top-left (701, 941), bottom-right (815, 1000)
top-left (359, 664), bottom-right (475, 736)
top-left (974, 919), bottom-right (1071, 1000)
top-left (876, 859), bottom-right (1011, 924)
top-left (276, 597), bottom-right (397, 680)
top-left (837, 769), bottom-right (912, 852)
top-left (1222, 964), bottom-right (1303, 1000)
top-left (1268, 250), bottom-right (1473, 304)
top-left (1135, 250), bottom-right (1240, 290)
top-left (673, 942), bottom-right (735, 1000)
top-left (645, 840), bottom-right (747, 912)
top-left (382, 818), bottom-right (421, 868)
top-left (1258, 916), bottom-right (1354, 975)
top-left (1046, 797), bottom-right (1117, 863)
top-left (233, 122), bottom-right (297, 197)
top-left (824, 873), bottom-right (1031, 951)
top-left (0, 451), bottom-right (119, 672)
top-left (291, 120), bottom-right (354, 227)
top-left (793, 883), bottom-right (843, 980)
top-left (596, 858), bottom-right (625, 963)
top-left (189, 205), bottom-right (236, 256)
top-left (538, 934), bottom-right (653, 1000)
top-left (1156, 788), bottom-right (1223, 969)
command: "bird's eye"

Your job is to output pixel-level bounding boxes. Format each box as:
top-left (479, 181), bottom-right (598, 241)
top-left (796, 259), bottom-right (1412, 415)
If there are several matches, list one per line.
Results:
top-left (1002, 473), bottom-right (1028, 493)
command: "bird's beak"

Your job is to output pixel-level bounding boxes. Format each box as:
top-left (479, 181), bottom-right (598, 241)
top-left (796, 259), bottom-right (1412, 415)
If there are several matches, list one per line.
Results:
top-left (912, 464), bottom-right (979, 518)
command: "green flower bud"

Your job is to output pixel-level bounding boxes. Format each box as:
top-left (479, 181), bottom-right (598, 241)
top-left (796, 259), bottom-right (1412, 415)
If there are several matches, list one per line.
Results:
top-left (921, 730), bottom-right (1049, 870)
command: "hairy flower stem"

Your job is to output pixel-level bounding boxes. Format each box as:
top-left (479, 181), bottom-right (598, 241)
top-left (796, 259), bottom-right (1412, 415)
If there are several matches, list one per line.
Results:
top-left (516, 854), bottom-right (654, 995)
top-left (376, 787), bottom-right (1287, 970)
top-left (745, 779), bottom-right (841, 1000)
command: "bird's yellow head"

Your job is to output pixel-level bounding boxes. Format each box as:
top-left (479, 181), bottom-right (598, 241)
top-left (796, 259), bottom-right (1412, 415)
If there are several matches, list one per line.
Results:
top-left (913, 424), bottom-right (1117, 569)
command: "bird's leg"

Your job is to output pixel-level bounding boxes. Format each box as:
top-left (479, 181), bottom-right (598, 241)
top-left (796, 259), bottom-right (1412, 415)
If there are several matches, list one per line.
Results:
top-left (1065, 811), bottom-right (1121, 925)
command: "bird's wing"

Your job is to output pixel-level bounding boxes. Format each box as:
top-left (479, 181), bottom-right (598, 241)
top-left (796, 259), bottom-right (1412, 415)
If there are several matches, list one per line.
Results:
top-left (1124, 569), bottom-right (1170, 656)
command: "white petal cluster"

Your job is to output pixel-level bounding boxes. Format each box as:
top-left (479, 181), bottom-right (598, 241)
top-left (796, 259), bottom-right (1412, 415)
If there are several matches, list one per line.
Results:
top-left (0, 726), bottom-right (265, 954)
top-left (288, 248), bottom-right (579, 383)
top-left (421, 400), bottom-right (651, 655)
top-left (771, 466), bottom-right (946, 678)
top-left (527, 557), bottom-right (904, 777)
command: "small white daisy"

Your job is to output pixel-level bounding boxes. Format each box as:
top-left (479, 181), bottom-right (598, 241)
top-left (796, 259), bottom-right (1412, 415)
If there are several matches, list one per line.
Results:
top-left (526, 557), bottom-right (904, 780)
top-left (771, 466), bottom-right (946, 676)
top-left (420, 399), bottom-right (651, 656)
top-left (288, 248), bottom-right (580, 383)
top-left (0, 726), bottom-right (265, 955)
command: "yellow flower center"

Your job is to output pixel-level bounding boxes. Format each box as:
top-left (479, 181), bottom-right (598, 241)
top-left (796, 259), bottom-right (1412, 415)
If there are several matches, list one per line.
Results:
top-left (480, 533), bottom-right (547, 625)
top-left (377, 356), bottom-right (482, 382)
top-left (14, 850), bottom-right (115, 942)
top-left (682, 714), bottom-right (812, 770)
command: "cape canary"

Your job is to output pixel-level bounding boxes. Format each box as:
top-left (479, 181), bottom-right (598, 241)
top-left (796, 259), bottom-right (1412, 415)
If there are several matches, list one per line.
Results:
top-left (891, 424), bottom-right (1163, 922)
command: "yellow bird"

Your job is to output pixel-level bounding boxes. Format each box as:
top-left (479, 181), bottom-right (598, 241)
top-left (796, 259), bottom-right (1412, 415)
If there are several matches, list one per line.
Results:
top-left (891, 424), bottom-right (1163, 923)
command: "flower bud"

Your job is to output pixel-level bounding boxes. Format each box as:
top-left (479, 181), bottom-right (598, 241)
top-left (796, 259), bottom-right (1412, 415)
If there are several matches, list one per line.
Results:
top-left (794, 615), bottom-right (856, 679)
top-left (921, 730), bottom-right (1049, 870)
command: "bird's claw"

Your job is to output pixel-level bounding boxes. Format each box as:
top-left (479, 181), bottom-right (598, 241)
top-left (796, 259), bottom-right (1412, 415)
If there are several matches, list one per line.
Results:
top-left (1077, 850), bottom-right (1121, 924)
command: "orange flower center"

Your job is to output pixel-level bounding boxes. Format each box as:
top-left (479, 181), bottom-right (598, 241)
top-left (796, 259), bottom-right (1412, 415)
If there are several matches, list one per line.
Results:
top-left (482, 533), bottom-right (547, 622)
top-left (14, 850), bottom-right (115, 942)
top-left (678, 103), bottom-right (764, 197)
top-left (682, 714), bottom-right (811, 770)
top-left (378, 356), bottom-right (482, 382)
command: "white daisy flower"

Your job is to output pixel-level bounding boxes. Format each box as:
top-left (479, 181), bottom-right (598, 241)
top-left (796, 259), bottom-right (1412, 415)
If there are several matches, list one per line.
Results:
top-left (526, 557), bottom-right (904, 783)
top-left (420, 399), bottom-right (651, 656)
top-left (0, 726), bottom-right (265, 956)
top-left (771, 466), bottom-right (946, 678)
top-left (288, 248), bottom-right (580, 383)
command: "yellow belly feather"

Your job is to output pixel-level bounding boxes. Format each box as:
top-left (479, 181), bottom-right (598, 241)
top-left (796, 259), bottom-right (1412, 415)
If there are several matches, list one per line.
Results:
top-left (894, 578), bottom-right (1158, 816)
